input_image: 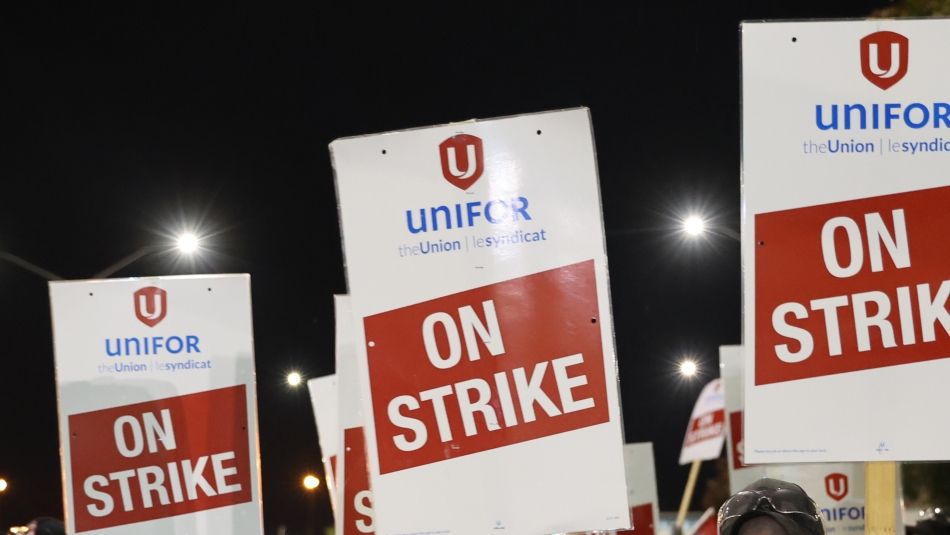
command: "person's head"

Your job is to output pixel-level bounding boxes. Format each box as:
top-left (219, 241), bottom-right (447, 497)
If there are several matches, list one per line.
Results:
top-left (27, 517), bottom-right (65, 535)
top-left (719, 478), bottom-right (824, 535)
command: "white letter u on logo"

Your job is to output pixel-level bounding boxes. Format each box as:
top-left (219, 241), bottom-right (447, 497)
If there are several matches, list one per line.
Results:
top-left (445, 144), bottom-right (478, 179)
top-left (138, 294), bottom-right (164, 320)
top-left (869, 43), bottom-right (901, 79)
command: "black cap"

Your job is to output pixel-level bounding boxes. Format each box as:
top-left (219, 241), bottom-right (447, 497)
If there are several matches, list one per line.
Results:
top-left (718, 478), bottom-right (824, 535)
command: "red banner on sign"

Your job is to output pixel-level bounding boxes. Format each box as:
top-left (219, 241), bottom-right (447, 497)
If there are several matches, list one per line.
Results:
top-left (364, 260), bottom-right (609, 474)
top-left (729, 411), bottom-right (747, 470)
top-left (616, 503), bottom-right (655, 535)
top-left (68, 386), bottom-right (252, 532)
top-left (756, 185), bottom-right (950, 385)
top-left (683, 410), bottom-right (725, 448)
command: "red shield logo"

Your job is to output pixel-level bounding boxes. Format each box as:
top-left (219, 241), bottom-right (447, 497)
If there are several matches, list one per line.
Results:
top-left (860, 31), bottom-right (908, 90)
top-left (439, 134), bottom-right (484, 190)
top-left (134, 286), bottom-right (167, 327)
top-left (825, 473), bottom-right (849, 501)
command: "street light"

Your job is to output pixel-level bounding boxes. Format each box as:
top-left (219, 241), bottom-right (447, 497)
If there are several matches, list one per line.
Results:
top-left (287, 372), bottom-right (302, 387)
top-left (679, 359), bottom-right (699, 378)
top-left (683, 215), bottom-right (706, 237)
top-left (176, 232), bottom-right (201, 255)
top-left (678, 212), bottom-right (740, 241)
top-left (302, 474), bottom-right (320, 491)
top-left (0, 251), bottom-right (62, 280)
top-left (0, 477), bottom-right (8, 492)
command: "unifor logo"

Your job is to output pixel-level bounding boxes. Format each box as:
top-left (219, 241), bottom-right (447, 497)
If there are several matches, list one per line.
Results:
top-left (825, 473), bottom-right (849, 502)
top-left (439, 134), bottom-right (484, 191)
top-left (860, 31), bottom-right (908, 90)
top-left (134, 286), bottom-right (167, 327)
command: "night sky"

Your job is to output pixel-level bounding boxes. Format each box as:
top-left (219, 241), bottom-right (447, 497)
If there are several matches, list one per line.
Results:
top-left (1, 2), bottom-right (891, 533)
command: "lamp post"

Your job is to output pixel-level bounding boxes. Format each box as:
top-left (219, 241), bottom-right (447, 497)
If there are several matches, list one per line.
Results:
top-left (0, 251), bottom-right (62, 280)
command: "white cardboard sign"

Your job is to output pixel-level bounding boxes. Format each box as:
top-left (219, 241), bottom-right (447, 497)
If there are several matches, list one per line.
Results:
top-left (679, 379), bottom-right (725, 465)
top-left (616, 443), bottom-right (660, 535)
top-left (742, 19), bottom-right (950, 462)
top-left (334, 295), bottom-right (375, 535)
top-left (307, 374), bottom-right (339, 516)
top-left (331, 108), bottom-right (629, 534)
top-left (49, 275), bottom-right (263, 534)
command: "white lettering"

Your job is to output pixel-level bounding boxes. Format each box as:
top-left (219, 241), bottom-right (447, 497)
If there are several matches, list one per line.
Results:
top-left (388, 395), bottom-right (427, 451)
top-left (354, 490), bottom-right (375, 533)
top-left (822, 216), bottom-right (864, 278)
top-left (84, 475), bottom-right (114, 517)
top-left (114, 416), bottom-right (144, 458)
top-left (772, 302), bottom-right (814, 362)
top-left (422, 312), bottom-right (462, 369)
top-left (551, 354), bottom-right (595, 413)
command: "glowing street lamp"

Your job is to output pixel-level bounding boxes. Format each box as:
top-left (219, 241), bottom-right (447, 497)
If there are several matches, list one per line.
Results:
top-left (677, 211), bottom-right (740, 241)
top-left (176, 232), bottom-right (201, 255)
top-left (679, 359), bottom-right (699, 378)
top-left (0, 477), bottom-right (8, 493)
top-left (302, 474), bottom-right (320, 491)
top-left (287, 372), bottom-right (303, 387)
top-left (682, 215), bottom-right (706, 237)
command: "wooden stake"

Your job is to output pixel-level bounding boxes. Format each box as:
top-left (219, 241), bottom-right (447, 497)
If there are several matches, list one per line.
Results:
top-left (675, 459), bottom-right (703, 534)
top-left (865, 461), bottom-right (898, 535)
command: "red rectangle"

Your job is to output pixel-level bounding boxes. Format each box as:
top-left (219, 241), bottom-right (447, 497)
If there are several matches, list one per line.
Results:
top-left (755, 185), bottom-right (950, 385)
top-left (616, 503), bottom-right (655, 535)
top-left (729, 411), bottom-right (747, 470)
top-left (68, 385), bottom-right (252, 532)
top-left (683, 410), bottom-right (725, 448)
top-left (364, 260), bottom-right (609, 474)
top-left (343, 427), bottom-right (373, 535)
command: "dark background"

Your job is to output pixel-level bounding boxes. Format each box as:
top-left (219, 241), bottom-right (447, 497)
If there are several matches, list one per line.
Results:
top-left (0, 2), bottom-right (893, 533)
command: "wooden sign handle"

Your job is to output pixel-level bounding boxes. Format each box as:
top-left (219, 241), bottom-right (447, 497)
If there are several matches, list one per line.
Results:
top-left (675, 459), bottom-right (702, 534)
top-left (865, 461), bottom-right (898, 535)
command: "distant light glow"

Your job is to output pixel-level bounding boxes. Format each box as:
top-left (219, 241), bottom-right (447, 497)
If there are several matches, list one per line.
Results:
top-left (176, 232), bottom-right (200, 254)
top-left (287, 372), bottom-right (302, 387)
top-left (683, 216), bottom-right (706, 236)
top-left (303, 474), bottom-right (320, 490)
top-left (679, 359), bottom-right (699, 377)
top-left (936, 508), bottom-right (943, 514)
top-left (0, 478), bottom-right (7, 492)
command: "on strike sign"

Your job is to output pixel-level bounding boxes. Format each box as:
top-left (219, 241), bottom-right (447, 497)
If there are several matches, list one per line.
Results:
top-left (332, 109), bottom-right (629, 534)
top-left (335, 296), bottom-right (375, 535)
top-left (307, 374), bottom-right (339, 516)
top-left (679, 379), bottom-right (725, 465)
top-left (743, 19), bottom-right (950, 462)
top-left (49, 275), bottom-right (263, 534)
top-left (69, 387), bottom-right (251, 531)
top-left (365, 260), bottom-right (608, 473)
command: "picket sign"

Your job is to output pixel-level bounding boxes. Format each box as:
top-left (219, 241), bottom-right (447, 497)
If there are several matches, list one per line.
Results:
top-left (331, 108), bottom-right (629, 534)
top-left (675, 379), bottom-right (725, 532)
top-left (48, 275), bottom-right (263, 534)
top-left (334, 296), bottom-right (375, 535)
top-left (307, 374), bottom-right (339, 516)
top-left (616, 443), bottom-right (660, 535)
top-left (742, 19), bottom-right (950, 535)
